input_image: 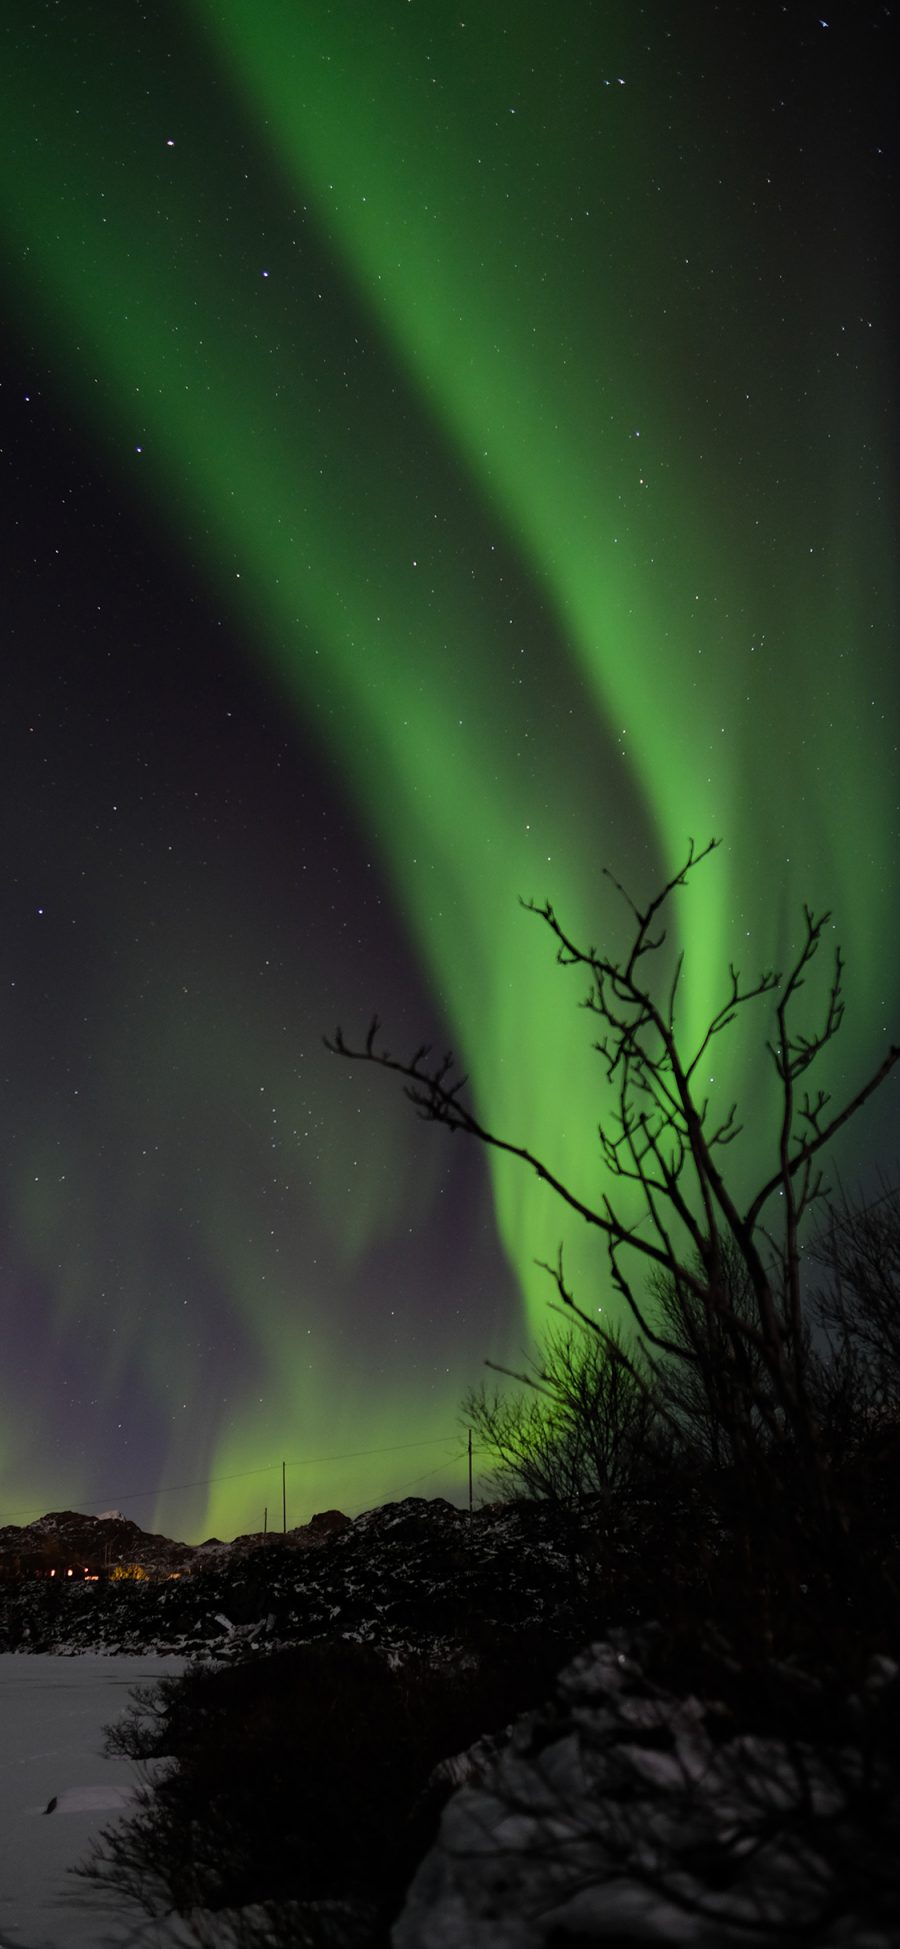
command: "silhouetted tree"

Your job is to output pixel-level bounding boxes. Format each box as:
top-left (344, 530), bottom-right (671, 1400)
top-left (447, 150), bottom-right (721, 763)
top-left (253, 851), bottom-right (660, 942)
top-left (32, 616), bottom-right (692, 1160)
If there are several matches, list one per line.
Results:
top-left (327, 839), bottom-right (899, 1560)
top-left (647, 1233), bottom-right (819, 1479)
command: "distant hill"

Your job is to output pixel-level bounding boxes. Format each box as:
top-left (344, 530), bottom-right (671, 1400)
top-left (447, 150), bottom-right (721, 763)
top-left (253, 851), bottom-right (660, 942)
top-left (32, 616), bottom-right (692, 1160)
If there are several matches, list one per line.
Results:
top-left (0, 1504), bottom-right (351, 1582)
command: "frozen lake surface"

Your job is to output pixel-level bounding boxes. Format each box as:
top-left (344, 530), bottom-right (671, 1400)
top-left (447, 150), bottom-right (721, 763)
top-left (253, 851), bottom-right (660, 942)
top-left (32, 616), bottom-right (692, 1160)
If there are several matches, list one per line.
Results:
top-left (0, 1652), bottom-right (188, 1949)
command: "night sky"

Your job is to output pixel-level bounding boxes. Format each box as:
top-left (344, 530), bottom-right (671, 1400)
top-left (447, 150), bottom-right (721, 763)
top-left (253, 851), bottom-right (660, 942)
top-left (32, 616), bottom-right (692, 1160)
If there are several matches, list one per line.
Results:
top-left (1, 1), bottom-right (896, 1541)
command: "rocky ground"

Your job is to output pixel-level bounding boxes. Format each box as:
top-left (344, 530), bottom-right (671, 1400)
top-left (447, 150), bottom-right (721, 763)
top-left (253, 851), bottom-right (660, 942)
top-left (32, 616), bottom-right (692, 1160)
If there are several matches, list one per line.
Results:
top-left (3, 1494), bottom-right (899, 1946)
top-left (0, 1496), bottom-right (623, 1660)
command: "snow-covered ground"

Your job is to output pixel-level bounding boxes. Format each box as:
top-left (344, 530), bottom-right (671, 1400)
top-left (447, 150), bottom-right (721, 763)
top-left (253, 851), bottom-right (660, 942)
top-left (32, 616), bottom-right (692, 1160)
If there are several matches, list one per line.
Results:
top-left (0, 1652), bottom-right (187, 1949)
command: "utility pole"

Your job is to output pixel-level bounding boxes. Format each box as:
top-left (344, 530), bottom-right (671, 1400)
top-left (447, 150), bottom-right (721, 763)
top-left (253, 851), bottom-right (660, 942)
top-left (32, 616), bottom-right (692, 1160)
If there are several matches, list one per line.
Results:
top-left (282, 1460), bottom-right (287, 1535)
top-left (468, 1428), bottom-right (473, 1515)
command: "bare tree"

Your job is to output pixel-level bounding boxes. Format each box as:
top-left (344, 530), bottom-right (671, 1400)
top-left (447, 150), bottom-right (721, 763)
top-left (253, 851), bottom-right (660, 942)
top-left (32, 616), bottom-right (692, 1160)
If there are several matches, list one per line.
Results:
top-left (327, 839), bottom-right (899, 1551)
top-left (647, 1234), bottom-right (818, 1475)
top-left (648, 1249), bottom-right (763, 1473)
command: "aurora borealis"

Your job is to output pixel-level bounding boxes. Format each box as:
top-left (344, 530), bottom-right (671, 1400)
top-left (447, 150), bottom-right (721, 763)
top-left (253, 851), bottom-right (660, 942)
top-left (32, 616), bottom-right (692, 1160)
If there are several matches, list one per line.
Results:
top-left (0, 2), bottom-right (896, 1541)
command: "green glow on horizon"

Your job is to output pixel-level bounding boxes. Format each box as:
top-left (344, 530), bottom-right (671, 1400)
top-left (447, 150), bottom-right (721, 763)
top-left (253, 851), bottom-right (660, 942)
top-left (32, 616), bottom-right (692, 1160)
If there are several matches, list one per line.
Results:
top-left (0, 4), bottom-right (895, 1540)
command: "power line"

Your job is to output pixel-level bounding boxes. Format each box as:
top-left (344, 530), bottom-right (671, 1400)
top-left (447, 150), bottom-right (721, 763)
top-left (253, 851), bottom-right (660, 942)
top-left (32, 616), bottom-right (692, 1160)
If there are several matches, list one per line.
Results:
top-left (1, 1435), bottom-right (462, 1526)
top-left (346, 1451), bottom-right (470, 1519)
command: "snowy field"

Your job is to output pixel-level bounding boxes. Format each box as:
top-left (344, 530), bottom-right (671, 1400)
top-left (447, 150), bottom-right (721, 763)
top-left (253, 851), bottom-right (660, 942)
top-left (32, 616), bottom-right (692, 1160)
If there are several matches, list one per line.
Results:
top-left (0, 1652), bottom-right (188, 1949)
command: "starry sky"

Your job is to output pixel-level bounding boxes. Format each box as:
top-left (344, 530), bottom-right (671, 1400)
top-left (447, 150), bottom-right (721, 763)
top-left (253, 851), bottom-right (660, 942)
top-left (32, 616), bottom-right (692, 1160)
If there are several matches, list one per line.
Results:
top-left (0, 1), bottom-right (896, 1542)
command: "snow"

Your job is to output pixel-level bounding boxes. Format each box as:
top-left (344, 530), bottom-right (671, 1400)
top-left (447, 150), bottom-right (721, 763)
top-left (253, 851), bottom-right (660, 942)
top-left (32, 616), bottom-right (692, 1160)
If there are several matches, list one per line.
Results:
top-left (0, 1651), bottom-right (188, 1949)
top-left (43, 1785), bottom-right (141, 1816)
top-left (393, 1637), bottom-right (900, 1948)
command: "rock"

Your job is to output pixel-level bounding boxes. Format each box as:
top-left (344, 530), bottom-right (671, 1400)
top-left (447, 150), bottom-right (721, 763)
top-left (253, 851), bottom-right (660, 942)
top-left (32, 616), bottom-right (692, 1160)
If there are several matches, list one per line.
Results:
top-left (393, 1628), bottom-right (900, 1948)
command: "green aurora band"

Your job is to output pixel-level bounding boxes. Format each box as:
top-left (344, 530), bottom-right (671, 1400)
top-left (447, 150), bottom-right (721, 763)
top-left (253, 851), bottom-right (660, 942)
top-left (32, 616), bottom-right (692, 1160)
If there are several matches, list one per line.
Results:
top-left (0, 3), bottom-right (896, 1538)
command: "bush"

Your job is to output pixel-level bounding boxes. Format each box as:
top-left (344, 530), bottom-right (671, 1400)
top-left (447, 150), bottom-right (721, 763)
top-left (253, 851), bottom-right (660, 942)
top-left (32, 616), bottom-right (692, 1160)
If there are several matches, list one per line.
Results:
top-left (463, 1322), bottom-right (664, 1508)
top-left (78, 1631), bottom-right (577, 1938)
